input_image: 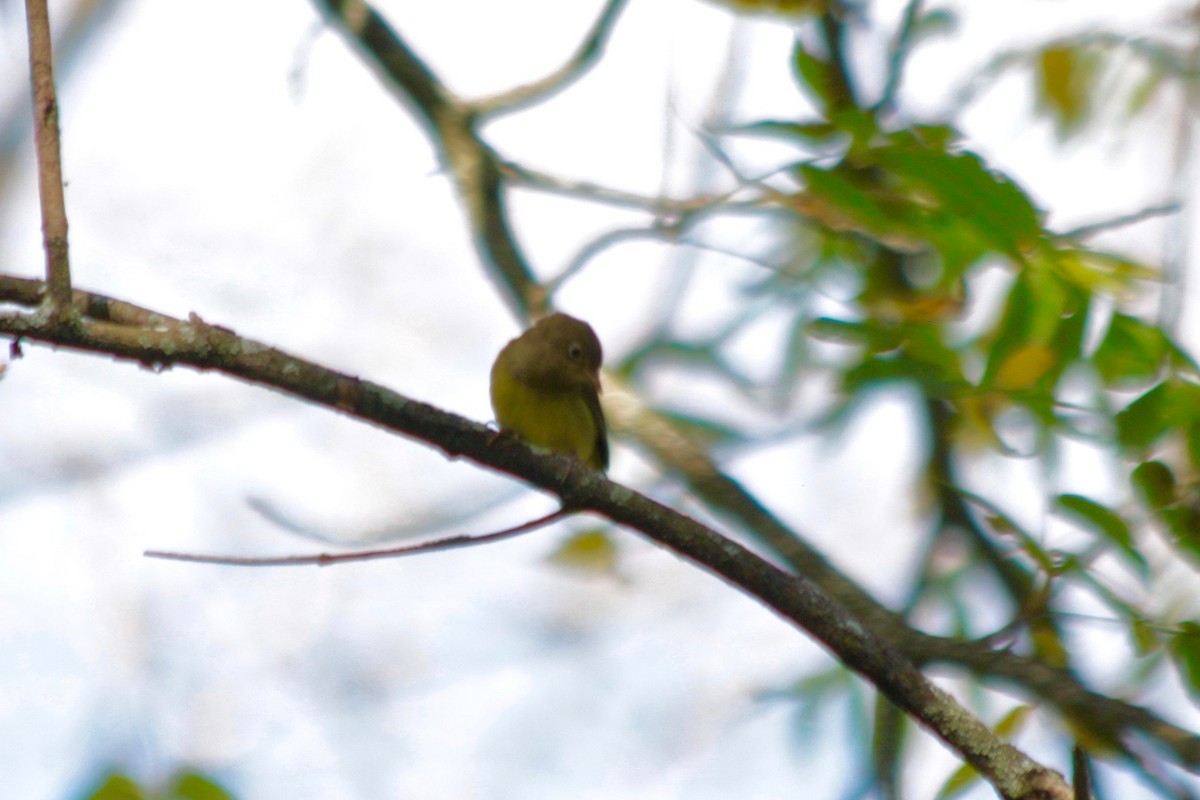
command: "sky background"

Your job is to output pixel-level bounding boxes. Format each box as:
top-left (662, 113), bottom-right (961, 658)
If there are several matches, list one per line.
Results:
top-left (0, 0), bottom-right (1197, 798)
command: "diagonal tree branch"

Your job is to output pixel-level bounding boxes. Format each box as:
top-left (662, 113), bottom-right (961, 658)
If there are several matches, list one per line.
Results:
top-left (0, 274), bottom-right (1070, 799)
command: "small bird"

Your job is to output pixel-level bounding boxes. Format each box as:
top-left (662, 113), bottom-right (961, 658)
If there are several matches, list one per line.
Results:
top-left (489, 313), bottom-right (608, 471)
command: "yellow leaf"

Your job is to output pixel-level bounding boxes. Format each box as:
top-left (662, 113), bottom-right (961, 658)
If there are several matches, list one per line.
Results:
top-left (547, 529), bottom-right (619, 574)
top-left (993, 344), bottom-right (1056, 391)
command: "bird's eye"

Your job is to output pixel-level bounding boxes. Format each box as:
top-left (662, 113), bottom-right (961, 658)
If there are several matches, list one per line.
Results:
top-left (568, 343), bottom-right (583, 361)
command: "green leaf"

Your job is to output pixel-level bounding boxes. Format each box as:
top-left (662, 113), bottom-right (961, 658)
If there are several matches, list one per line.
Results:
top-left (1048, 285), bottom-right (1089, 367)
top-left (1054, 248), bottom-right (1158, 293)
top-left (844, 353), bottom-right (944, 391)
top-left (168, 771), bottom-right (236, 800)
top-left (1115, 380), bottom-right (1200, 455)
top-left (1130, 614), bottom-right (1161, 657)
top-left (1188, 421), bottom-right (1200, 469)
top-left (81, 774), bottom-right (146, 800)
top-left (872, 145), bottom-right (1044, 261)
top-left (937, 761), bottom-right (983, 799)
top-left (1160, 506), bottom-right (1200, 563)
top-left (830, 106), bottom-right (879, 152)
top-left (792, 42), bottom-right (835, 113)
top-left (992, 704), bottom-right (1034, 738)
top-left (1093, 312), bottom-right (1170, 385)
top-left (904, 123), bottom-right (960, 150)
top-left (870, 697), bottom-right (908, 799)
top-left (1170, 621), bottom-right (1200, 701)
top-left (1053, 494), bottom-right (1146, 578)
top-left (982, 270), bottom-right (1087, 400)
top-left (797, 163), bottom-right (900, 238)
top-left (1132, 460), bottom-right (1176, 509)
top-left (1116, 382), bottom-right (1171, 452)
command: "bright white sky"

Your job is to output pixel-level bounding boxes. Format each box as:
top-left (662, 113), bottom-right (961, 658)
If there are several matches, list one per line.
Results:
top-left (0, 1), bottom-right (1196, 798)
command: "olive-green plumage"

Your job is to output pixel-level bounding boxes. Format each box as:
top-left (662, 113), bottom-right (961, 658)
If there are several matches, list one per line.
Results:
top-left (489, 313), bottom-right (608, 471)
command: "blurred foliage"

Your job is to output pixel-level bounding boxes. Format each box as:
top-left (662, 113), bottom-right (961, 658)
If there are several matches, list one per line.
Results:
top-left (610, 1), bottom-right (1200, 796)
top-left (546, 527), bottom-right (621, 574)
top-left (78, 770), bottom-right (234, 800)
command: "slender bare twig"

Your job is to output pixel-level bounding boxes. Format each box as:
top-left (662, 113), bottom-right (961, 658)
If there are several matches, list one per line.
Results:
top-left (144, 509), bottom-right (570, 567)
top-left (873, 0), bottom-right (924, 115)
top-left (24, 0), bottom-right (72, 313)
top-left (1059, 202), bottom-right (1181, 239)
top-left (547, 226), bottom-right (678, 294)
top-left (472, 0), bottom-right (630, 117)
top-left (500, 159), bottom-right (732, 213)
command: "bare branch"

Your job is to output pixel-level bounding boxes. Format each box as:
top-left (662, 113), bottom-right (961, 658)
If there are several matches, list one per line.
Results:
top-left (873, 0), bottom-right (924, 115)
top-left (502, 160), bottom-right (721, 214)
top-left (472, 0), bottom-right (631, 118)
top-left (547, 226), bottom-right (676, 294)
top-left (24, 0), bottom-right (72, 313)
top-left (144, 510), bottom-right (570, 567)
top-left (1059, 202), bottom-right (1181, 239)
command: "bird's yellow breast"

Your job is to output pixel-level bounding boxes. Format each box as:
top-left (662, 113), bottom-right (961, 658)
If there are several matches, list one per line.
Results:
top-left (490, 365), bottom-right (603, 470)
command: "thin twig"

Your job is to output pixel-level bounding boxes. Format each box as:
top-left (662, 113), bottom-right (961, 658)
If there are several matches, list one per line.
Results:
top-left (472, 0), bottom-right (630, 118)
top-left (24, 0), bottom-right (72, 313)
top-left (547, 226), bottom-right (678, 294)
top-left (873, 0), bottom-right (923, 115)
top-left (1059, 202), bottom-right (1180, 239)
top-left (501, 160), bottom-right (709, 212)
top-left (144, 509), bottom-right (570, 567)
top-left (502, 159), bottom-right (772, 222)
